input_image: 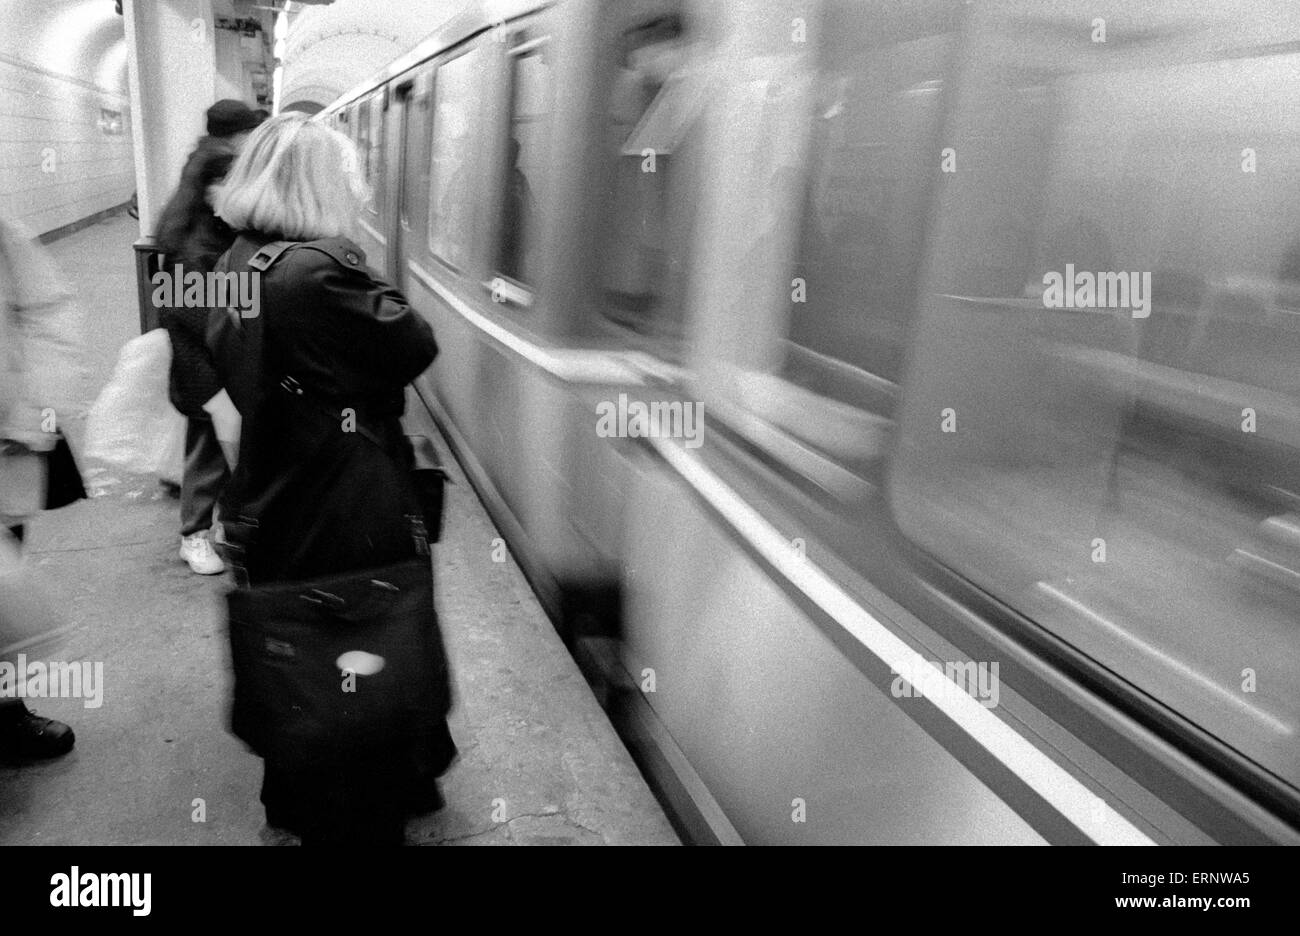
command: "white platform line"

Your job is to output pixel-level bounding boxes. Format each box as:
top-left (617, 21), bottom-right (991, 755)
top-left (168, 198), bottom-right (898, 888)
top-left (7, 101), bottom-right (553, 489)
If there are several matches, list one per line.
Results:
top-left (358, 217), bottom-right (387, 246)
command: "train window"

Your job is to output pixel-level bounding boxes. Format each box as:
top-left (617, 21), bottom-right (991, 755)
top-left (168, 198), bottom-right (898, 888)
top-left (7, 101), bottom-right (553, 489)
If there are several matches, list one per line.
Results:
top-left (492, 33), bottom-right (554, 294)
top-left (784, 25), bottom-right (954, 420)
top-left (357, 101), bottom-right (372, 196)
top-left (353, 95), bottom-right (384, 216)
top-left (599, 13), bottom-right (700, 338)
top-left (688, 0), bottom-right (959, 501)
top-left (366, 94), bottom-right (385, 216)
top-left (891, 0), bottom-right (1300, 787)
top-left (427, 47), bottom-right (483, 270)
top-left (399, 72), bottom-right (432, 243)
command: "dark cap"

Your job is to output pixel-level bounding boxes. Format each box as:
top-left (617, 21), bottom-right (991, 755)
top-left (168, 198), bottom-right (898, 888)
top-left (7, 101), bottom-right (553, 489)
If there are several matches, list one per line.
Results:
top-left (206, 99), bottom-right (263, 138)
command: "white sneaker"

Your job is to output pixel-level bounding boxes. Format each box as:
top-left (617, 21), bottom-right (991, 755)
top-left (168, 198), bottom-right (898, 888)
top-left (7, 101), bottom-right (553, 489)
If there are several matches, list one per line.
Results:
top-left (180, 532), bottom-right (225, 575)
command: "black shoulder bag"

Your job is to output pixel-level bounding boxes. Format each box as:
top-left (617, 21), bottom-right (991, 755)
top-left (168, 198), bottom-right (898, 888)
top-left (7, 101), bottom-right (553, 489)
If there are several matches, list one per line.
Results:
top-left (210, 238), bottom-right (456, 791)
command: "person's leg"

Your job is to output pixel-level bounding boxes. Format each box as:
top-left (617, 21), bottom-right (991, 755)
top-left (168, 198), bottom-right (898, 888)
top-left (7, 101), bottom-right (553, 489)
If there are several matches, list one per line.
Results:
top-left (0, 702), bottom-right (75, 758)
top-left (0, 523), bottom-right (75, 758)
top-left (180, 416), bottom-right (230, 537)
top-left (260, 759), bottom-right (307, 836)
top-left (293, 756), bottom-right (406, 847)
top-left (0, 530), bottom-right (22, 712)
top-left (179, 417), bottom-right (228, 574)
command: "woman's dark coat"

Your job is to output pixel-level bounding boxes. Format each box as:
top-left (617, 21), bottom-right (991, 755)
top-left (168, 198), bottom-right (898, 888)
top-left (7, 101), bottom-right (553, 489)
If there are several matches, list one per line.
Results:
top-left (209, 232), bottom-right (448, 842)
top-left (212, 232), bottom-right (437, 581)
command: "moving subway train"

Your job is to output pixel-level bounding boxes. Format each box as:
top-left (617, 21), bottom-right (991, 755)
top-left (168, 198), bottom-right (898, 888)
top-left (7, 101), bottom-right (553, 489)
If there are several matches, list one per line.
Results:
top-left (320, 0), bottom-right (1300, 844)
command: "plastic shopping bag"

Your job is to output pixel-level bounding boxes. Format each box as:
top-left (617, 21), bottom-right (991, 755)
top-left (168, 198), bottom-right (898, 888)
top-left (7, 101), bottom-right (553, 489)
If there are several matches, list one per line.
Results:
top-left (84, 329), bottom-right (186, 480)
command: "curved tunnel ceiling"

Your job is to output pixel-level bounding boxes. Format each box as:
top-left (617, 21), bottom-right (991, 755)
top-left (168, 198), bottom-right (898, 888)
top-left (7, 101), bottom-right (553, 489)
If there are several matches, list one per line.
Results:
top-left (279, 0), bottom-right (469, 111)
top-left (0, 0), bottom-right (128, 96)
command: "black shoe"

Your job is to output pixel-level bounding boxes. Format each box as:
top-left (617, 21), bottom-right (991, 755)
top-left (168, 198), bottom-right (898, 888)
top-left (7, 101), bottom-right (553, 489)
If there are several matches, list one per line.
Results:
top-left (0, 708), bottom-right (75, 759)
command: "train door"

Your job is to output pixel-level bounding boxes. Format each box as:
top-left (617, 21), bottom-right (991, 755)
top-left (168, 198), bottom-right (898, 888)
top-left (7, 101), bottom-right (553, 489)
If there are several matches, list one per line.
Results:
top-left (385, 80), bottom-right (415, 290)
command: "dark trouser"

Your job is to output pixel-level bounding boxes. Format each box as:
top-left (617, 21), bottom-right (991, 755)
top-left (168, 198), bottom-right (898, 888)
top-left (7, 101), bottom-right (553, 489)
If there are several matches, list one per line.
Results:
top-left (181, 416), bottom-right (230, 537)
top-left (261, 759), bottom-right (408, 846)
top-left (1, 525), bottom-right (25, 720)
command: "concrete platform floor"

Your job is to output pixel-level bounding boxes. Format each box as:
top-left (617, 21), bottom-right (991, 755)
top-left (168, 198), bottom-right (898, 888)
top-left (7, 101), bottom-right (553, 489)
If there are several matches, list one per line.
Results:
top-left (0, 213), bottom-right (678, 846)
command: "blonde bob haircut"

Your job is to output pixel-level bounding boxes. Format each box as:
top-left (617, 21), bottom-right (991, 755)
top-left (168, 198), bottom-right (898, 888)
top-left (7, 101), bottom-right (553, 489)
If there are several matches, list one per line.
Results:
top-left (214, 113), bottom-right (368, 241)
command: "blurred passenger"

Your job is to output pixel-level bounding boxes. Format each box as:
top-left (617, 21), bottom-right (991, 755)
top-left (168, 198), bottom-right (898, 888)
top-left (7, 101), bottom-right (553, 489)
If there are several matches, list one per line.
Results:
top-left (498, 136), bottom-right (534, 282)
top-left (209, 114), bottom-right (453, 846)
top-left (0, 214), bottom-right (87, 759)
top-left (155, 100), bottom-right (265, 575)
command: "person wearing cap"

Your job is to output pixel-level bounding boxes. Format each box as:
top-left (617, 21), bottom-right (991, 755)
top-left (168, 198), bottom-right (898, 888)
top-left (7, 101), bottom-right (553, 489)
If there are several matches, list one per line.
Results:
top-left (155, 100), bottom-right (265, 575)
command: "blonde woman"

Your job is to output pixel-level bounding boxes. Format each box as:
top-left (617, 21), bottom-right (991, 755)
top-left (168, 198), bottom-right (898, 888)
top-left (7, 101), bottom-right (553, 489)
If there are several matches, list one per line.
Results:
top-left (208, 114), bottom-right (453, 846)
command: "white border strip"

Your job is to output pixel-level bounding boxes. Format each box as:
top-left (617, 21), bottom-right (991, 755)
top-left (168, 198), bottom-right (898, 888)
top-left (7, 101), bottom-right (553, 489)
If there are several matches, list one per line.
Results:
top-left (408, 258), bottom-right (1153, 843)
top-left (358, 217), bottom-right (388, 246)
top-left (408, 261), bottom-right (648, 384)
top-left (1038, 582), bottom-right (1292, 736)
top-left (647, 433), bottom-right (1157, 846)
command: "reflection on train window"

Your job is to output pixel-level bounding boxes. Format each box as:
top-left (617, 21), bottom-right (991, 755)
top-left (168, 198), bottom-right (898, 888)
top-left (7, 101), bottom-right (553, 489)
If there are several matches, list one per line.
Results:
top-left (695, 0), bottom-right (958, 500)
top-left (428, 48), bottom-right (482, 270)
top-left (891, 1), bottom-right (1300, 787)
top-left (355, 101), bottom-right (371, 200)
top-left (401, 74), bottom-right (432, 239)
top-left (370, 95), bottom-right (385, 216)
top-left (494, 36), bottom-right (552, 289)
top-left (347, 105), bottom-right (360, 148)
top-left (600, 13), bottom-right (699, 337)
top-left (785, 26), bottom-right (953, 421)
top-left (359, 95), bottom-right (384, 216)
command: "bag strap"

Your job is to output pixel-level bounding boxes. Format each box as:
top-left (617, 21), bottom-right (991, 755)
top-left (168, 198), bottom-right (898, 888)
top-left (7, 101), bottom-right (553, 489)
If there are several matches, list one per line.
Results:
top-left (246, 239), bottom-right (295, 273)
top-left (217, 237), bottom-right (443, 577)
top-left (277, 374), bottom-right (387, 451)
top-left (246, 239), bottom-right (436, 466)
top-left (231, 238), bottom-right (438, 470)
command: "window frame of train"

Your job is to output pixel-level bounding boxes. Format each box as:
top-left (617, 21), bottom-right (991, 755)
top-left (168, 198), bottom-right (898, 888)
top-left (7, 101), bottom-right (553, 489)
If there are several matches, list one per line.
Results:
top-left (885, 0), bottom-right (1300, 835)
top-left (687, 0), bottom-right (960, 506)
top-left (353, 92), bottom-right (386, 224)
top-left (357, 95), bottom-right (372, 214)
top-left (424, 43), bottom-right (488, 277)
top-left (484, 27), bottom-right (556, 310)
top-left (594, 4), bottom-right (699, 347)
top-left (394, 68), bottom-right (434, 287)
